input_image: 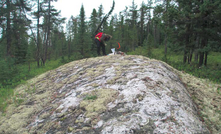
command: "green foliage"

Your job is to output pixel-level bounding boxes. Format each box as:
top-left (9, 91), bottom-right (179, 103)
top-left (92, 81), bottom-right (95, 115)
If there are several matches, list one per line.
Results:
top-left (84, 95), bottom-right (97, 100)
top-left (0, 86), bottom-right (14, 112)
top-left (0, 58), bottom-right (17, 86)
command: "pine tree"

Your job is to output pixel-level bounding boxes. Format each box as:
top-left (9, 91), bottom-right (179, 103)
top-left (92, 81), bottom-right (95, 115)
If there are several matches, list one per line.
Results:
top-left (0, 0), bottom-right (32, 85)
top-left (69, 16), bottom-right (81, 60)
top-left (129, 0), bottom-right (139, 51)
top-left (36, 0), bottom-right (41, 67)
top-left (78, 5), bottom-right (91, 58)
top-left (139, 2), bottom-right (146, 46)
top-left (89, 9), bottom-right (98, 56)
top-left (97, 4), bottom-right (104, 31)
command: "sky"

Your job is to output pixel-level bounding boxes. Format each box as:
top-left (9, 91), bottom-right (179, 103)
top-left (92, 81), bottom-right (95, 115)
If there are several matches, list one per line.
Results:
top-left (52, 0), bottom-right (147, 22)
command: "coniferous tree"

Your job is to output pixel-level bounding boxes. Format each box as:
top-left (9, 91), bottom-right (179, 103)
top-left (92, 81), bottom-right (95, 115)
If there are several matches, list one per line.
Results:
top-left (40, 0), bottom-right (64, 65)
top-left (97, 4), bottom-right (104, 31)
top-left (66, 17), bottom-right (74, 59)
top-left (6, 0), bottom-right (12, 57)
top-left (36, 0), bottom-right (41, 67)
top-left (12, 0), bottom-right (32, 64)
top-left (106, 16), bottom-right (115, 51)
top-left (146, 0), bottom-right (153, 36)
top-left (0, 0), bottom-right (32, 85)
top-left (78, 5), bottom-right (91, 58)
top-left (70, 16), bottom-right (81, 60)
top-left (139, 2), bottom-right (146, 46)
top-left (129, 0), bottom-right (139, 51)
top-left (89, 9), bottom-right (98, 56)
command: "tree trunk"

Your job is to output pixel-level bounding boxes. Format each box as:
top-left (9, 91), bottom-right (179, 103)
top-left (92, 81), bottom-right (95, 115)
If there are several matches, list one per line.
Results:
top-left (183, 50), bottom-right (187, 64)
top-left (164, 35), bottom-right (167, 55)
top-left (204, 51), bottom-right (208, 66)
top-left (6, 0), bottom-right (11, 57)
top-left (199, 38), bottom-right (206, 66)
top-left (189, 49), bottom-right (193, 64)
top-left (140, 6), bottom-right (144, 46)
top-left (184, 24), bottom-right (190, 64)
top-left (194, 36), bottom-right (200, 62)
top-left (164, 36), bottom-right (167, 63)
top-left (199, 52), bottom-right (204, 67)
top-left (44, 0), bottom-right (51, 65)
top-left (154, 24), bottom-right (157, 47)
top-left (147, 21), bottom-right (150, 36)
top-left (194, 52), bottom-right (198, 63)
top-left (157, 25), bottom-right (160, 46)
top-left (37, 0), bottom-right (40, 67)
top-left (68, 38), bottom-right (71, 60)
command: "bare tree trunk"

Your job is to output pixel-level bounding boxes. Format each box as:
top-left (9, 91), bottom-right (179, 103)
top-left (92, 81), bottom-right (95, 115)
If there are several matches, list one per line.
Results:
top-left (45, 0), bottom-right (51, 64)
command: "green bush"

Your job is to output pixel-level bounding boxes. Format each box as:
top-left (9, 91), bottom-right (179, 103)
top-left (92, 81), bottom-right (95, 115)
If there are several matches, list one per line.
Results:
top-left (84, 95), bottom-right (97, 100)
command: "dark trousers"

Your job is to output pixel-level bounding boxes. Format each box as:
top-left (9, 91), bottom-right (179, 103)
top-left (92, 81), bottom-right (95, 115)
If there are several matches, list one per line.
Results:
top-left (95, 39), bottom-right (106, 56)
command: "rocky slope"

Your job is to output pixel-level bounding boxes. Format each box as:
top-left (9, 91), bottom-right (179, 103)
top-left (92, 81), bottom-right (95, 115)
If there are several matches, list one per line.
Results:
top-left (0, 55), bottom-right (220, 134)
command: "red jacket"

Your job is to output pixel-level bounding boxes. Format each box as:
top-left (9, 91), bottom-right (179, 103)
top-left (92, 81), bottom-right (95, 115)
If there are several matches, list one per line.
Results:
top-left (95, 32), bottom-right (103, 41)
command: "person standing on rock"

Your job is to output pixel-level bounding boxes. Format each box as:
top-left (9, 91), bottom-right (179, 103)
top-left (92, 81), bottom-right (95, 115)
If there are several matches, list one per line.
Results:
top-left (95, 32), bottom-right (112, 56)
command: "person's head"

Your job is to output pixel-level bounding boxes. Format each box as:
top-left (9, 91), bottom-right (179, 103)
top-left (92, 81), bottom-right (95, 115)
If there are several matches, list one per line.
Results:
top-left (105, 34), bottom-right (112, 41)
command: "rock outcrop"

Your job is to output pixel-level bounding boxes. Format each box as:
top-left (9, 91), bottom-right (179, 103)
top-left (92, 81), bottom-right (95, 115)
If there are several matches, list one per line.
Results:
top-left (0, 55), bottom-right (219, 134)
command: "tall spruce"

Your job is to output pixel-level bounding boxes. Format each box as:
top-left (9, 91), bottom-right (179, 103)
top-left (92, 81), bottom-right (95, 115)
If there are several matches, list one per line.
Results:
top-left (139, 2), bottom-right (146, 46)
top-left (90, 9), bottom-right (98, 56)
top-left (97, 4), bottom-right (104, 31)
top-left (129, 0), bottom-right (138, 51)
top-left (78, 5), bottom-right (90, 58)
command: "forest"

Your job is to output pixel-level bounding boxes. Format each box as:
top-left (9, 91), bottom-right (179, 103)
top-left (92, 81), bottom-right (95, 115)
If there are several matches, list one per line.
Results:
top-left (0, 0), bottom-right (221, 111)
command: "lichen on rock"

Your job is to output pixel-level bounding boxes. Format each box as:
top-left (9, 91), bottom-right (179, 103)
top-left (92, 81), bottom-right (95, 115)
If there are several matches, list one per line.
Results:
top-left (80, 88), bottom-right (118, 118)
top-left (0, 55), bottom-right (219, 134)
